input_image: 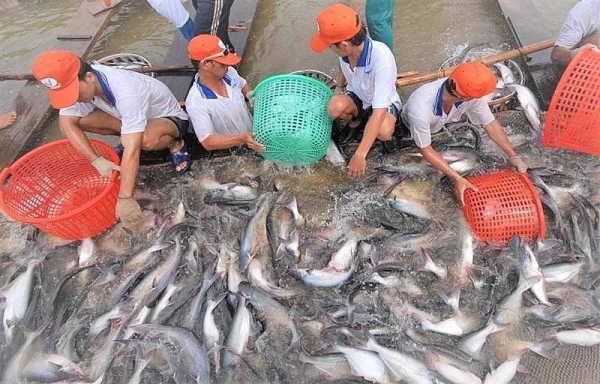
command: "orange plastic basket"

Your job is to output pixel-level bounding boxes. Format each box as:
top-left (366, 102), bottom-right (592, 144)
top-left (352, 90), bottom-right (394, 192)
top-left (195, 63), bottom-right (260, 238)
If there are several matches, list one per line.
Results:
top-left (542, 46), bottom-right (600, 155)
top-left (0, 139), bottom-right (120, 240)
top-left (463, 170), bottom-right (546, 244)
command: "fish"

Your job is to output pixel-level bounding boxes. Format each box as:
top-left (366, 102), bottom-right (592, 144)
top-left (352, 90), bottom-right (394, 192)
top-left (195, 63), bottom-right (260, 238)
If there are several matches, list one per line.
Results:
top-left (334, 345), bottom-right (391, 383)
top-left (483, 355), bottom-right (521, 384)
top-left (493, 62), bottom-right (517, 85)
top-left (426, 350), bottom-right (482, 384)
top-left (238, 281), bottom-right (300, 348)
top-left (239, 192), bottom-right (278, 270)
top-left (420, 248), bottom-right (447, 279)
top-left (299, 351), bottom-right (354, 381)
top-left (221, 296), bottom-right (252, 369)
top-left (364, 337), bottom-right (434, 384)
top-left (506, 84), bottom-right (541, 133)
top-left (459, 315), bottom-right (506, 359)
top-left (553, 327), bottom-right (600, 346)
top-left (126, 324), bottom-right (211, 384)
top-left (509, 236), bottom-right (550, 305)
top-left (1, 259), bottom-right (38, 344)
top-left (541, 261), bottom-right (584, 284)
top-left (203, 292), bottom-right (227, 375)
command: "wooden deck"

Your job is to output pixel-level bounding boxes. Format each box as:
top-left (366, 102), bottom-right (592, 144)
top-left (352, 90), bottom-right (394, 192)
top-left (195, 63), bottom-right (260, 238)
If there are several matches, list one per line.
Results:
top-left (0, 0), bottom-right (125, 169)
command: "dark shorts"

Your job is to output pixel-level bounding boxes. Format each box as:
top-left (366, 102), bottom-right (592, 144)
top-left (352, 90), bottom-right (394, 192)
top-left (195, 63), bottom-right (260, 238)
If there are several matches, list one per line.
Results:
top-left (343, 90), bottom-right (401, 124)
top-left (164, 116), bottom-right (189, 140)
top-left (343, 90), bottom-right (402, 132)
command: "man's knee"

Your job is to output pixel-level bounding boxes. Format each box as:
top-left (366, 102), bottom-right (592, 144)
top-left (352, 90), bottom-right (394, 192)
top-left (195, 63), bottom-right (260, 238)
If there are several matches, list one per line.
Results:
top-left (327, 95), bottom-right (355, 119)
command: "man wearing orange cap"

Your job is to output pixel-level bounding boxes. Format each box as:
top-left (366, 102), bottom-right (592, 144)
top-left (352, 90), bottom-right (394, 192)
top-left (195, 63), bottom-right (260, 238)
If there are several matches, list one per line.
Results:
top-left (32, 50), bottom-right (190, 228)
top-left (185, 34), bottom-right (264, 153)
top-left (401, 61), bottom-right (527, 203)
top-left (311, 3), bottom-right (402, 178)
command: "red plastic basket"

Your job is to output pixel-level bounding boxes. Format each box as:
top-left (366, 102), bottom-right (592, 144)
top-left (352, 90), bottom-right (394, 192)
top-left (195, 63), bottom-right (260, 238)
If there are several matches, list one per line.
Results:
top-left (542, 46), bottom-right (600, 155)
top-left (463, 170), bottom-right (546, 244)
top-left (0, 139), bottom-right (120, 240)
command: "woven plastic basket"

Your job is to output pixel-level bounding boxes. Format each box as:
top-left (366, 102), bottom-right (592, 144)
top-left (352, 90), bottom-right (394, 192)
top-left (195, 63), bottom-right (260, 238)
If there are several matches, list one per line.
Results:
top-left (253, 74), bottom-right (333, 164)
top-left (0, 139), bottom-right (120, 240)
top-left (542, 46), bottom-right (600, 155)
top-left (463, 170), bottom-right (546, 244)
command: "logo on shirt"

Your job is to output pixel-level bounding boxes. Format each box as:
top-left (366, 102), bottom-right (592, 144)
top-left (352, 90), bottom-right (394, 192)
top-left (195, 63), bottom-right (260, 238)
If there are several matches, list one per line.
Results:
top-left (40, 77), bottom-right (61, 90)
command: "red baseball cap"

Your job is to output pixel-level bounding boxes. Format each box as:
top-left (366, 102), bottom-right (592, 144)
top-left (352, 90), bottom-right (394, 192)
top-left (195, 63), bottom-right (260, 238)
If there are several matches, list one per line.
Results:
top-left (188, 35), bottom-right (241, 66)
top-left (32, 50), bottom-right (81, 109)
top-left (449, 61), bottom-right (497, 99)
top-left (310, 3), bottom-right (362, 53)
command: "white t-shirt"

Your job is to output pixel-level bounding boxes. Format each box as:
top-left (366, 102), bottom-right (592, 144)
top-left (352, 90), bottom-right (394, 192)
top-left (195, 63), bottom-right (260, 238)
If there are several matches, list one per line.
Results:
top-left (146, 0), bottom-right (190, 28)
top-left (340, 37), bottom-right (401, 109)
top-left (185, 67), bottom-right (253, 143)
top-left (555, 0), bottom-right (600, 49)
top-left (59, 64), bottom-right (188, 134)
top-left (401, 78), bottom-right (495, 148)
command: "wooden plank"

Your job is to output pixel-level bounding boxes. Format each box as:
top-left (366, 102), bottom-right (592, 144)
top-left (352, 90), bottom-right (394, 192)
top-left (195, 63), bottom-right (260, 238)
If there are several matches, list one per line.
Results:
top-left (0, 0), bottom-right (123, 169)
top-left (496, 0), bottom-right (579, 109)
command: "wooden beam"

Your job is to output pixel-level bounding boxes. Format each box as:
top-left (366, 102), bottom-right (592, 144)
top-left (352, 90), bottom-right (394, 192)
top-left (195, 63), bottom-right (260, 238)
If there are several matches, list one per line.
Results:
top-left (0, 0), bottom-right (123, 169)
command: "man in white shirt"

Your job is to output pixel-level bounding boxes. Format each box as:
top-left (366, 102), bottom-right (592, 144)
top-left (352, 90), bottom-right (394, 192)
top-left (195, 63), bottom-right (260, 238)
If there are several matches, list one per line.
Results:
top-left (551, 0), bottom-right (600, 65)
top-left (310, 3), bottom-right (402, 178)
top-left (401, 61), bottom-right (527, 203)
top-left (32, 50), bottom-right (190, 227)
top-left (185, 34), bottom-right (264, 153)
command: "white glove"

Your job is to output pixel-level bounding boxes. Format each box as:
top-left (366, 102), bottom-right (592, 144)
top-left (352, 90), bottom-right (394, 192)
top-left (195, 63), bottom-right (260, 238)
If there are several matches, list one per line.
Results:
top-left (245, 90), bottom-right (255, 108)
top-left (509, 155), bottom-right (528, 173)
top-left (91, 156), bottom-right (121, 177)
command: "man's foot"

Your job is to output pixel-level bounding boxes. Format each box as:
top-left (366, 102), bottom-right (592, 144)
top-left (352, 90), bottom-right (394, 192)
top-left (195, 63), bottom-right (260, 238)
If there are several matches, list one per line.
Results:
top-left (170, 139), bottom-right (191, 174)
top-left (0, 111), bottom-right (17, 129)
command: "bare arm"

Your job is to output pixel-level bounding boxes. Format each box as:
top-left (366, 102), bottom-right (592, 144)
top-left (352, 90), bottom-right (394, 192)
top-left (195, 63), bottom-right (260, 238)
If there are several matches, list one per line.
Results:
top-left (201, 133), bottom-right (264, 152)
top-left (483, 119), bottom-right (516, 158)
top-left (119, 132), bottom-right (143, 198)
top-left (335, 63), bottom-right (347, 88)
top-left (58, 115), bottom-right (100, 161)
top-left (550, 46), bottom-right (574, 65)
top-left (419, 145), bottom-right (477, 204)
top-left (347, 108), bottom-right (386, 178)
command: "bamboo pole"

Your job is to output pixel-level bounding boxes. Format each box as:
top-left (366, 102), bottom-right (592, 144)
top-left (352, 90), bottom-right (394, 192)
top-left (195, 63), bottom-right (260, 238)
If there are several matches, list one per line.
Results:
top-left (396, 38), bottom-right (556, 87)
top-left (0, 64), bottom-right (196, 81)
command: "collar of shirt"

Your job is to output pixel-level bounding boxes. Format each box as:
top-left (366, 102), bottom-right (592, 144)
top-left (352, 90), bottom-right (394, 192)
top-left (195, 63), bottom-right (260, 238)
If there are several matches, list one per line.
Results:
top-left (194, 73), bottom-right (233, 100)
top-left (92, 68), bottom-right (116, 107)
top-left (434, 80), bottom-right (463, 117)
top-left (341, 36), bottom-right (373, 70)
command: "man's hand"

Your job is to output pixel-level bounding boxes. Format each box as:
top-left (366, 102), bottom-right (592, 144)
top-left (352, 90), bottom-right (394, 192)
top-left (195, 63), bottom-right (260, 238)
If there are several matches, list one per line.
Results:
top-left (454, 177), bottom-right (479, 206)
top-left (242, 132), bottom-right (265, 152)
top-left (508, 155), bottom-right (528, 173)
top-left (245, 90), bottom-right (255, 108)
top-left (116, 197), bottom-right (143, 226)
top-left (91, 156), bottom-right (121, 177)
top-left (347, 154), bottom-right (367, 178)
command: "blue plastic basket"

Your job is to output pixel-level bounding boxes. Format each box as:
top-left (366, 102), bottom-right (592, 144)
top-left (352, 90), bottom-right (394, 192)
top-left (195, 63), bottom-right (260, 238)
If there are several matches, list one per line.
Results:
top-left (253, 74), bottom-right (333, 164)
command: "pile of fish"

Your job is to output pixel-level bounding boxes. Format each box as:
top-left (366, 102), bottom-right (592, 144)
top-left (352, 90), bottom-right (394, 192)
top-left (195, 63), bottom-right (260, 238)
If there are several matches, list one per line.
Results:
top-left (1, 109), bottom-right (600, 383)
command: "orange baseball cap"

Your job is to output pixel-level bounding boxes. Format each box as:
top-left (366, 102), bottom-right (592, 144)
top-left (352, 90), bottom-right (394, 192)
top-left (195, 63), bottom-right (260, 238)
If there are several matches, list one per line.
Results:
top-left (32, 50), bottom-right (81, 109)
top-left (449, 61), bottom-right (497, 99)
top-left (188, 35), bottom-right (241, 66)
top-left (310, 3), bottom-right (362, 53)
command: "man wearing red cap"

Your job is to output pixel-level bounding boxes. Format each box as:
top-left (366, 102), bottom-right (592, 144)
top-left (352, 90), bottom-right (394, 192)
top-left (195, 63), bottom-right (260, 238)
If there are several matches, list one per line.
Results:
top-left (311, 3), bottom-right (402, 178)
top-left (185, 34), bottom-right (264, 153)
top-left (32, 50), bottom-right (190, 228)
top-left (551, 0), bottom-right (600, 65)
top-left (401, 61), bottom-right (527, 203)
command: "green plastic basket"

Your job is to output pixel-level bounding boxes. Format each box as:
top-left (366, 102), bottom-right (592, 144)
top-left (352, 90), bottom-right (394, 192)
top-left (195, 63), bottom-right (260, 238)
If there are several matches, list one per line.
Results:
top-left (253, 74), bottom-right (333, 164)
